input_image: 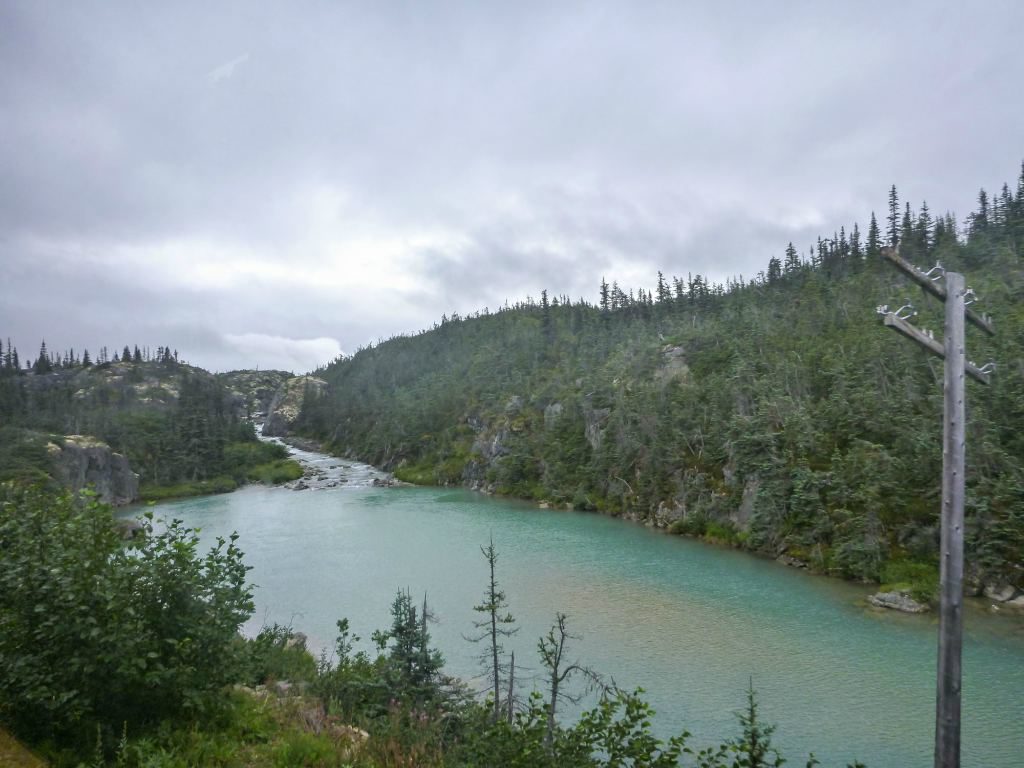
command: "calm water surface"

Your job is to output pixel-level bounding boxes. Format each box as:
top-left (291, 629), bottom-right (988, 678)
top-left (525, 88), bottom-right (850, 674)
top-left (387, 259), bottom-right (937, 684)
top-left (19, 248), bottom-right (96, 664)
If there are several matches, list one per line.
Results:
top-left (138, 478), bottom-right (1024, 767)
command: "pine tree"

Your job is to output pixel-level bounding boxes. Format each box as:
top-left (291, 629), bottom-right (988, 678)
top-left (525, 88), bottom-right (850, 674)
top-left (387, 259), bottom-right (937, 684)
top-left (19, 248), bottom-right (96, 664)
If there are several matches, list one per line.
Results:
top-left (540, 290), bottom-right (552, 344)
top-left (466, 539), bottom-right (518, 723)
top-left (867, 212), bottom-right (882, 258)
top-left (123, 345), bottom-right (132, 362)
top-left (971, 188), bottom-right (990, 236)
top-left (783, 242), bottom-right (800, 274)
top-left (850, 222), bottom-right (863, 261)
top-left (656, 271), bottom-right (670, 304)
top-left (887, 184), bottom-right (900, 247)
top-left (33, 341), bottom-right (53, 375)
top-left (82, 349), bottom-right (91, 367)
top-left (767, 256), bottom-right (782, 284)
top-left (993, 183), bottom-right (1009, 227)
top-left (917, 201), bottom-right (933, 255)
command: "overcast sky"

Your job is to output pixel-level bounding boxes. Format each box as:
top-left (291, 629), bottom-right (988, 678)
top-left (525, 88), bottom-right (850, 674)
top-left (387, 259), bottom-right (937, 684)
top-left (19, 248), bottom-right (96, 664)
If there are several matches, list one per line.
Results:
top-left (2, 1), bottom-right (1022, 373)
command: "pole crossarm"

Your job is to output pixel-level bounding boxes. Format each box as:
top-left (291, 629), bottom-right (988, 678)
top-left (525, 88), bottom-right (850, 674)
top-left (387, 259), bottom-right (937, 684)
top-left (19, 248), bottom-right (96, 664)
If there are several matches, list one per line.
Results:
top-left (880, 313), bottom-right (991, 385)
top-left (881, 247), bottom-right (995, 336)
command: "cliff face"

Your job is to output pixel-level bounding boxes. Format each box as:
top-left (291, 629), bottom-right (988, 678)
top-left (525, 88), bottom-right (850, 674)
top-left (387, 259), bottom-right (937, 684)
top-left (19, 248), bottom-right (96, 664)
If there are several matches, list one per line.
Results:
top-left (216, 370), bottom-right (293, 419)
top-left (263, 376), bottom-right (327, 437)
top-left (49, 435), bottom-right (139, 506)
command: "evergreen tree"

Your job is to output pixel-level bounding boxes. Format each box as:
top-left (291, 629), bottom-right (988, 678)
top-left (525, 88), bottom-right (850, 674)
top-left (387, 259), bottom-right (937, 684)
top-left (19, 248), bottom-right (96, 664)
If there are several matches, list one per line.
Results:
top-left (850, 222), bottom-right (863, 261)
top-left (916, 201), bottom-right (933, 255)
top-left (886, 184), bottom-right (900, 247)
top-left (971, 188), bottom-right (990, 235)
top-left (33, 342), bottom-right (52, 375)
top-left (783, 242), bottom-right (800, 274)
top-left (656, 271), bottom-right (670, 304)
top-left (466, 539), bottom-right (518, 722)
top-left (900, 202), bottom-right (914, 255)
top-left (867, 212), bottom-right (882, 258)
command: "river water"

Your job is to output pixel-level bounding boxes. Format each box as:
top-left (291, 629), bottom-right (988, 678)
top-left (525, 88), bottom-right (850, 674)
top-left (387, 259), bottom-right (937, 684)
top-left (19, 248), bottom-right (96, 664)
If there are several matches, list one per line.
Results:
top-left (136, 442), bottom-right (1024, 767)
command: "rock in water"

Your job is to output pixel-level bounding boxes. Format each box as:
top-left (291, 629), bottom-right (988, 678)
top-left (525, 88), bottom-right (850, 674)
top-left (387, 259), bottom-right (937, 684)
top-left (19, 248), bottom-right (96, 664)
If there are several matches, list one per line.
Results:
top-left (867, 590), bottom-right (929, 614)
top-left (983, 584), bottom-right (1017, 603)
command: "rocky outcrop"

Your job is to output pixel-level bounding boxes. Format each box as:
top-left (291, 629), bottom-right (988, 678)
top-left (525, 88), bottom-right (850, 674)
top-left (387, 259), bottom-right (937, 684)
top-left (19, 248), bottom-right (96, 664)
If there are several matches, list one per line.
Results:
top-left (777, 554), bottom-right (809, 569)
top-left (49, 435), bottom-right (139, 506)
top-left (655, 344), bottom-right (689, 382)
top-left (263, 376), bottom-right (328, 437)
top-left (217, 369), bottom-right (293, 419)
top-left (583, 404), bottom-right (610, 452)
top-left (867, 590), bottom-right (929, 614)
top-left (984, 584), bottom-right (1021, 603)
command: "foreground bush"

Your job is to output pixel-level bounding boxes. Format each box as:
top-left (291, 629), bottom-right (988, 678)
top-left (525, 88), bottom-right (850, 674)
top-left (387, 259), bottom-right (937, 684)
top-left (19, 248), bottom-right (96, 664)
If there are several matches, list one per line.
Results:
top-left (0, 484), bottom-right (253, 746)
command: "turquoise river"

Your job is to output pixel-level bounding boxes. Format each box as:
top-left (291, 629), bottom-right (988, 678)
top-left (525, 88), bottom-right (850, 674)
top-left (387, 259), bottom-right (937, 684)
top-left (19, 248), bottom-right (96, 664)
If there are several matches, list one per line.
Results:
top-left (140, 461), bottom-right (1024, 767)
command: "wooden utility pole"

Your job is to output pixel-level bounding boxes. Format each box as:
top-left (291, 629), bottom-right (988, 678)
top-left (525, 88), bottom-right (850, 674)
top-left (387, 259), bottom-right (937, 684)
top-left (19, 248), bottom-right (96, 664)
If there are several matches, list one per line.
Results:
top-left (878, 247), bottom-right (994, 768)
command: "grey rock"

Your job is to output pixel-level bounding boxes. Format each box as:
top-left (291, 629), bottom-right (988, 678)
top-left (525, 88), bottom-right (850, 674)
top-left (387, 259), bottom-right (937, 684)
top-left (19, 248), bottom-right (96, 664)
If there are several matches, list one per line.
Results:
top-left (583, 407), bottom-right (610, 451)
top-left (656, 345), bottom-right (689, 381)
top-left (868, 590), bottom-right (929, 614)
top-left (51, 435), bottom-right (139, 506)
top-left (983, 584), bottom-right (1017, 602)
top-left (116, 518), bottom-right (145, 539)
top-left (777, 554), bottom-right (808, 569)
top-left (731, 475), bottom-right (759, 530)
top-left (264, 376), bottom-right (328, 437)
top-left (653, 500), bottom-right (685, 527)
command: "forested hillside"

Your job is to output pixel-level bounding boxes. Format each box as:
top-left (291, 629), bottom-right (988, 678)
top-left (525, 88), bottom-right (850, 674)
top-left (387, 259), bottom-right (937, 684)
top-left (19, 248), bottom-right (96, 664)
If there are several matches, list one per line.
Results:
top-left (296, 166), bottom-right (1024, 594)
top-left (0, 348), bottom-right (297, 499)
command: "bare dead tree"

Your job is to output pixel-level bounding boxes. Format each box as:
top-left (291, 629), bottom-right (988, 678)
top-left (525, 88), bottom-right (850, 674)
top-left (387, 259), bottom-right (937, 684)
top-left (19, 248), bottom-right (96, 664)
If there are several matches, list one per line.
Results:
top-left (538, 612), bottom-right (603, 751)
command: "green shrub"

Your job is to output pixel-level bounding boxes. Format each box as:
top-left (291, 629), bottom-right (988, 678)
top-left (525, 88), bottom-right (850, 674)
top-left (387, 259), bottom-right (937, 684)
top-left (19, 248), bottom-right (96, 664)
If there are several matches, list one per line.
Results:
top-left (0, 484), bottom-right (253, 747)
top-left (247, 459), bottom-right (303, 485)
top-left (705, 521), bottom-right (738, 544)
top-left (394, 461), bottom-right (436, 485)
top-left (238, 625), bottom-right (318, 686)
top-left (139, 475), bottom-right (238, 501)
top-left (224, 441), bottom-right (289, 481)
top-left (880, 559), bottom-right (939, 603)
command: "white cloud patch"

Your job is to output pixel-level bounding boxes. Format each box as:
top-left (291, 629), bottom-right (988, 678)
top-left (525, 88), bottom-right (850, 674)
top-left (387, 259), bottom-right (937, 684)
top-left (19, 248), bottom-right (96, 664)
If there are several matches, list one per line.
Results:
top-left (207, 53), bottom-right (250, 85)
top-left (221, 333), bottom-right (343, 374)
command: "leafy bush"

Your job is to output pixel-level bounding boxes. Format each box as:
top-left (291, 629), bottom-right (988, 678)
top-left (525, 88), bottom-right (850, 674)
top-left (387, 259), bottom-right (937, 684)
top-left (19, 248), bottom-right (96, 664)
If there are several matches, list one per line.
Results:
top-left (0, 484), bottom-right (254, 746)
top-left (139, 475), bottom-right (238, 501)
top-left (880, 559), bottom-right (939, 603)
top-left (238, 624), bottom-right (318, 687)
top-left (247, 459), bottom-right (303, 485)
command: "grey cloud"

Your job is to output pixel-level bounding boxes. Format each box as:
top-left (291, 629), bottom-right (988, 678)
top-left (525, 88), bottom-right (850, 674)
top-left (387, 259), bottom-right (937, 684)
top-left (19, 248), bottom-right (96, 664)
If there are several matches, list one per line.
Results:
top-left (1, 0), bottom-right (1022, 372)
